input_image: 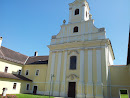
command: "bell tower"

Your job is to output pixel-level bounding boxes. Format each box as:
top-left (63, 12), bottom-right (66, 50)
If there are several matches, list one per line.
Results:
top-left (69, 0), bottom-right (90, 23)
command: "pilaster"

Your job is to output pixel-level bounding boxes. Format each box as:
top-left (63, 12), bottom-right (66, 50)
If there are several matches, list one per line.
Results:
top-left (69, 7), bottom-right (72, 23)
top-left (49, 52), bottom-right (56, 95)
top-left (77, 49), bottom-right (85, 98)
top-left (67, 26), bottom-right (71, 42)
top-left (60, 51), bottom-right (68, 97)
top-left (61, 27), bottom-right (65, 43)
top-left (96, 49), bottom-right (103, 97)
top-left (82, 4), bottom-right (86, 21)
top-left (54, 52), bottom-right (62, 96)
top-left (86, 50), bottom-right (94, 98)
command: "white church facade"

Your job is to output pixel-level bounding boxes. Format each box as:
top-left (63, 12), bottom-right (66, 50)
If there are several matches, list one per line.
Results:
top-left (44, 0), bottom-right (114, 98)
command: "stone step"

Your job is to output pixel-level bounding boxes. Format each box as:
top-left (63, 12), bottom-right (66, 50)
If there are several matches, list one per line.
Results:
top-left (54, 97), bottom-right (69, 98)
top-left (54, 97), bottom-right (64, 98)
top-left (54, 97), bottom-right (65, 98)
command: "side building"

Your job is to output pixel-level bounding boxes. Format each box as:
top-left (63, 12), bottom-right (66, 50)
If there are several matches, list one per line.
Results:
top-left (108, 29), bottom-right (130, 98)
top-left (22, 55), bottom-right (48, 94)
top-left (0, 37), bottom-right (49, 95)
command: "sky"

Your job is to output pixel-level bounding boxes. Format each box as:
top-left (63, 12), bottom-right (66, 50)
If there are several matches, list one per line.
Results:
top-left (0, 0), bottom-right (129, 65)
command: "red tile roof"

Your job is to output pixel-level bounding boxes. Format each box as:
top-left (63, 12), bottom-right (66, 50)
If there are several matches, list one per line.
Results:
top-left (25, 56), bottom-right (49, 65)
top-left (0, 46), bottom-right (49, 65)
top-left (0, 72), bottom-right (32, 81)
top-left (0, 46), bottom-right (28, 64)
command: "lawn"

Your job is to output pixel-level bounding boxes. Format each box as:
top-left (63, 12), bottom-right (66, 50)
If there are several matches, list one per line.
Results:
top-left (16, 94), bottom-right (54, 98)
top-left (0, 94), bottom-right (128, 98)
top-left (0, 94), bottom-right (54, 98)
top-left (120, 94), bottom-right (129, 98)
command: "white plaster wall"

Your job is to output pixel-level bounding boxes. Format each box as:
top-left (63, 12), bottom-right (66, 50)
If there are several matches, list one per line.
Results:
top-left (51, 20), bottom-right (106, 45)
top-left (0, 80), bottom-right (21, 94)
top-left (0, 60), bottom-right (22, 74)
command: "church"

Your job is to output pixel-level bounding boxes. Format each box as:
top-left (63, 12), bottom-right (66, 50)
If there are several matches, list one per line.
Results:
top-left (0, 0), bottom-right (130, 98)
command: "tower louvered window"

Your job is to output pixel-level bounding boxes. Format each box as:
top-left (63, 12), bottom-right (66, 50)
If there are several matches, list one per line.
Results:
top-left (73, 26), bottom-right (78, 33)
top-left (75, 9), bottom-right (79, 15)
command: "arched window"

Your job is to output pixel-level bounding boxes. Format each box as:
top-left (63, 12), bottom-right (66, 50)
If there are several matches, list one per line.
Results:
top-left (75, 9), bottom-right (79, 15)
top-left (70, 56), bottom-right (77, 70)
top-left (73, 26), bottom-right (78, 33)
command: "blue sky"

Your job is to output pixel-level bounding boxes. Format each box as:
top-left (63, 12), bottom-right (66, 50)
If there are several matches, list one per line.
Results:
top-left (0, 0), bottom-right (129, 65)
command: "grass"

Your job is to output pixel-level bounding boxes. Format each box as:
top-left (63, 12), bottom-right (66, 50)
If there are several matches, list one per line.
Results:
top-left (0, 94), bottom-right (54, 98)
top-left (0, 94), bottom-right (128, 98)
top-left (16, 94), bottom-right (54, 98)
top-left (120, 94), bottom-right (129, 98)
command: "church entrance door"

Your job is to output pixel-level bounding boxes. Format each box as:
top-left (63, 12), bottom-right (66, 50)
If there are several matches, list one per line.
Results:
top-left (68, 82), bottom-right (76, 98)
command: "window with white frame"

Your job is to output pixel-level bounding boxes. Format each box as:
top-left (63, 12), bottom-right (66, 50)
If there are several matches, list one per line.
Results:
top-left (26, 84), bottom-right (30, 90)
top-left (73, 26), bottom-right (78, 33)
top-left (25, 70), bottom-right (29, 75)
top-left (4, 67), bottom-right (8, 73)
top-left (36, 70), bottom-right (39, 76)
top-left (75, 9), bottom-right (79, 15)
top-left (18, 70), bottom-right (21, 75)
top-left (13, 83), bottom-right (17, 90)
top-left (120, 90), bottom-right (128, 94)
top-left (70, 56), bottom-right (77, 70)
top-left (120, 90), bottom-right (128, 98)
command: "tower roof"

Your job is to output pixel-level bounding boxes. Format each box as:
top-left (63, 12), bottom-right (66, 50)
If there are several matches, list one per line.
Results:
top-left (127, 27), bottom-right (130, 65)
top-left (69, 0), bottom-right (90, 10)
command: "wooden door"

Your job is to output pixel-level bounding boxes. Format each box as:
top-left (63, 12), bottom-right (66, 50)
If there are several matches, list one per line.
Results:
top-left (68, 82), bottom-right (76, 98)
top-left (33, 86), bottom-right (37, 95)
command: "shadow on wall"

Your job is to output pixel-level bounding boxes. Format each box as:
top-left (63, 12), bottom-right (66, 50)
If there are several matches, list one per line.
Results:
top-left (20, 81), bottom-right (33, 94)
top-left (11, 71), bottom-right (33, 94)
